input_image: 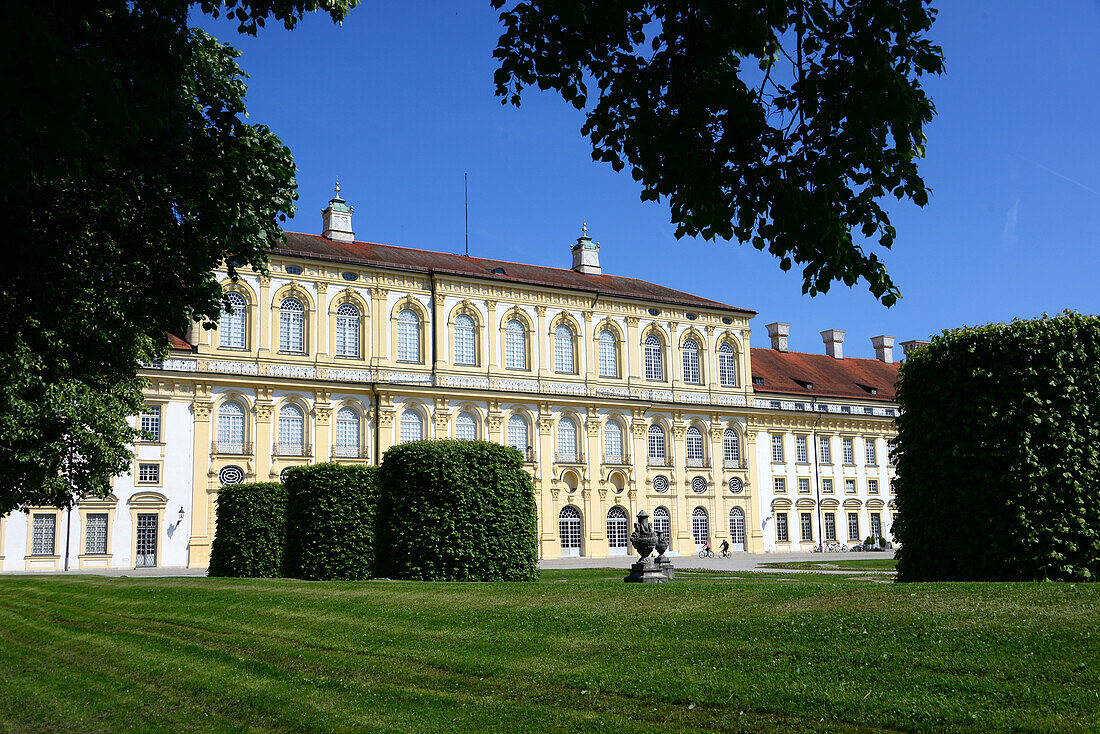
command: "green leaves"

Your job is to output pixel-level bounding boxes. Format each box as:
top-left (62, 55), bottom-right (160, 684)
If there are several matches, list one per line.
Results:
top-left (492, 0), bottom-right (944, 304)
top-left (209, 482), bottom-right (288, 578)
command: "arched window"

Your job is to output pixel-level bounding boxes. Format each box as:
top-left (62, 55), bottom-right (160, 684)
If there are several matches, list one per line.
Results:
top-left (723, 428), bottom-right (741, 467)
top-left (334, 407), bottom-right (360, 457)
top-left (682, 338), bottom-right (701, 384)
top-left (606, 506), bottom-right (629, 554)
top-left (718, 343), bottom-right (738, 387)
top-left (335, 303), bottom-right (360, 358)
top-left (217, 400), bottom-right (245, 453)
top-left (604, 420), bottom-right (624, 463)
top-left (454, 314), bottom-right (476, 366)
top-left (648, 424), bottom-right (667, 463)
top-left (400, 409), bottom-right (423, 443)
top-left (455, 411), bottom-right (477, 440)
top-left (277, 404), bottom-right (305, 455)
top-left (559, 506), bottom-right (582, 556)
top-left (397, 309), bottom-right (421, 363)
top-left (653, 506), bottom-right (671, 542)
top-left (505, 319), bottom-right (527, 370)
top-left (686, 425), bottom-right (705, 465)
top-left (220, 292), bottom-right (247, 349)
top-left (598, 330), bottom-right (617, 378)
top-left (644, 335), bottom-right (664, 381)
top-left (729, 507), bottom-right (746, 548)
top-left (507, 414), bottom-right (529, 458)
top-left (554, 323), bottom-right (575, 374)
top-left (279, 297), bottom-right (305, 353)
top-left (692, 507), bottom-right (710, 550)
top-left (557, 416), bottom-right (578, 462)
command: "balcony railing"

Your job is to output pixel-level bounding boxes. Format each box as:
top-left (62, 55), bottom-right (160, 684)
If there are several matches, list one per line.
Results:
top-left (274, 443), bottom-right (312, 457)
top-left (555, 451), bottom-right (584, 464)
top-left (602, 452), bottom-right (630, 465)
top-left (647, 455), bottom-right (672, 467)
top-left (211, 441), bottom-right (252, 455)
top-left (686, 457), bottom-right (710, 468)
top-left (723, 459), bottom-right (743, 469)
top-left (332, 445), bottom-right (369, 459)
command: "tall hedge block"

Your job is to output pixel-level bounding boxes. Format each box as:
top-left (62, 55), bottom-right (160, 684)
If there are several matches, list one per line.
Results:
top-left (894, 312), bottom-right (1100, 582)
top-left (208, 482), bottom-right (287, 578)
top-left (376, 440), bottom-right (538, 581)
top-left (283, 463), bottom-right (379, 581)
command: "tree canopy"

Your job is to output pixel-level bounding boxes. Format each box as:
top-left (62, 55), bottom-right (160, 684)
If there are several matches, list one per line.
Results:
top-left (0, 1), bottom-right (355, 513)
top-left (491, 0), bottom-right (944, 305)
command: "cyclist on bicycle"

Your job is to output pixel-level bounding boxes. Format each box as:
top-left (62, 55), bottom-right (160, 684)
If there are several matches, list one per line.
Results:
top-left (719, 539), bottom-right (729, 554)
top-left (704, 539), bottom-right (712, 554)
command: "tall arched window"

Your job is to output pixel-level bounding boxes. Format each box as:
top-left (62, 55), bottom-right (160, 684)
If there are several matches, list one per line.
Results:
top-left (686, 425), bottom-right (705, 466)
top-left (604, 420), bottom-right (624, 463)
top-left (557, 416), bottom-right (578, 462)
top-left (682, 338), bottom-right (701, 384)
top-left (455, 411), bottom-right (477, 440)
top-left (400, 409), bottom-right (424, 443)
top-left (279, 297), bottom-right (305, 353)
top-left (334, 407), bottom-right (360, 457)
top-left (718, 343), bottom-right (738, 387)
top-left (507, 414), bottom-right (529, 458)
top-left (397, 309), bottom-right (421, 362)
top-left (335, 303), bottom-right (360, 358)
top-left (648, 424), bottom-right (667, 463)
top-left (606, 506), bottom-right (629, 554)
top-left (454, 314), bottom-right (476, 366)
top-left (653, 506), bottom-right (671, 542)
top-left (217, 400), bottom-right (245, 453)
top-left (505, 319), bottom-right (527, 369)
top-left (220, 292), bottom-right (247, 349)
top-left (729, 507), bottom-right (746, 549)
top-left (723, 428), bottom-right (741, 467)
top-left (554, 323), bottom-right (575, 374)
top-left (692, 507), bottom-right (710, 550)
top-left (598, 330), bottom-right (617, 378)
top-left (559, 506), bottom-right (582, 557)
top-left (644, 335), bottom-right (664, 381)
top-left (278, 404), bottom-right (305, 455)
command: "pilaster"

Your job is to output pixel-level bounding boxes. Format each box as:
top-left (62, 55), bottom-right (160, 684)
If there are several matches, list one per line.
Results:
top-left (257, 274), bottom-right (271, 356)
top-left (315, 281), bottom-right (329, 359)
top-left (535, 305), bottom-right (548, 379)
top-left (313, 389), bottom-right (332, 462)
top-left (187, 393), bottom-right (213, 568)
top-left (254, 386), bottom-right (273, 481)
top-left (485, 299), bottom-right (498, 369)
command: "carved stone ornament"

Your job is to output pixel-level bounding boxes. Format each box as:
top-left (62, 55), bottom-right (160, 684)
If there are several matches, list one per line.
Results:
top-left (192, 401), bottom-right (213, 420)
top-left (314, 407), bottom-right (331, 425)
top-left (255, 403), bottom-right (273, 422)
top-left (316, 281), bottom-right (328, 295)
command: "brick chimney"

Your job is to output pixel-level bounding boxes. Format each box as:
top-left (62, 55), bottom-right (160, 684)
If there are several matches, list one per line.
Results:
top-left (871, 335), bottom-right (895, 363)
top-left (765, 322), bottom-right (790, 352)
top-left (900, 339), bottom-right (930, 358)
top-left (821, 329), bottom-right (845, 359)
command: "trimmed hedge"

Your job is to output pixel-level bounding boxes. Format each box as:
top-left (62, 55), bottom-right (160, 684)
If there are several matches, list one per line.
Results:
top-left (283, 463), bottom-right (379, 581)
top-left (894, 312), bottom-right (1100, 582)
top-left (208, 482), bottom-right (287, 578)
top-left (376, 440), bottom-right (538, 581)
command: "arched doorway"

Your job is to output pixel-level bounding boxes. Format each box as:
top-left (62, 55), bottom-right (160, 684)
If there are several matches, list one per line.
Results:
top-left (729, 507), bottom-right (746, 551)
top-left (692, 507), bottom-right (710, 551)
top-left (606, 506), bottom-right (629, 555)
top-left (652, 506), bottom-right (671, 547)
top-left (559, 506), bottom-right (583, 557)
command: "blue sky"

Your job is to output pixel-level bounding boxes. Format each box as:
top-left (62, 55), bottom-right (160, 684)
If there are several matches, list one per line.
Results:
top-left (198, 1), bottom-right (1100, 358)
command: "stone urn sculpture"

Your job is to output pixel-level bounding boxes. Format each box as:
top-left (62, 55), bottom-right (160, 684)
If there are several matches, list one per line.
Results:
top-left (653, 530), bottom-right (674, 580)
top-left (624, 510), bottom-right (669, 583)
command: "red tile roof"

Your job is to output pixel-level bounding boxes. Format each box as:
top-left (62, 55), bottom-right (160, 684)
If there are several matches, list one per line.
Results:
top-left (273, 232), bottom-right (755, 315)
top-left (168, 332), bottom-right (193, 351)
top-left (750, 348), bottom-right (900, 402)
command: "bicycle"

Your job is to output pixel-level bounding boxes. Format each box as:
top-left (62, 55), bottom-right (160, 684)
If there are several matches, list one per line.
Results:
top-left (697, 548), bottom-right (715, 558)
top-left (718, 549), bottom-right (732, 559)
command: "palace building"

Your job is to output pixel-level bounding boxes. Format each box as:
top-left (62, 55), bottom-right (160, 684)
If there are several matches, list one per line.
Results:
top-left (1, 189), bottom-right (912, 571)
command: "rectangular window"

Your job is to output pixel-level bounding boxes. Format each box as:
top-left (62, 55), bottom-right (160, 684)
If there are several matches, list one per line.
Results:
top-left (865, 439), bottom-right (877, 465)
top-left (85, 513), bottom-right (108, 555)
top-left (819, 437), bottom-right (831, 464)
top-left (776, 513), bottom-right (789, 543)
top-left (845, 479), bottom-right (856, 494)
top-left (795, 436), bottom-right (808, 463)
top-left (822, 478), bottom-right (833, 494)
top-left (798, 478), bottom-right (810, 494)
top-left (847, 513), bottom-right (860, 541)
top-left (888, 439), bottom-right (897, 466)
top-left (140, 406), bottom-right (161, 442)
top-left (868, 479), bottom-right (879, 494)
top-left (31, 514), bottom-right (55, 556)
top-left (824, 513), bottom-right (836, 541)
top-left (870, 512), bottom-right (882, 539)
top-left (773, 477), bottom-right (786, 494)
top-left (800, 513), bottom-right (813, 542)
top-left (137, 463), bottom-right (160, 484)
top-left (772, 435), bottom-right (784, 463)
top-left (842, 438), bottom-right (854, 464)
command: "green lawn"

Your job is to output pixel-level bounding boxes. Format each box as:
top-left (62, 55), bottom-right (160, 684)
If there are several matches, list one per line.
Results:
top-left (1, 571), bottom-right (1097, 733)
top-left (758, 558), bottom-right (898, 572)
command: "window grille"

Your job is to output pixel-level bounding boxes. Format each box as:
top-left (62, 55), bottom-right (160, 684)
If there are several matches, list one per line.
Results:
top-left (723, 428), bottom-right (740, 465)
top-left (870, 512), bottom-right (882, 538)
top-left (819, 436), bottom-right (831, 464)
top-left (824, 513), bottom-right (837, 541)
top-left (598, 330), bottom-right (617, 377)
top-left (140, 406), bottom-right (161, 442)
top-left (848, 513), bottom-right (860, 541)
top-left (400, 410), bottom-right (424, 443)
top-left (800, 512), bottom-right (813, 541)
top-left (822, 478), bottom-right (833, 494)
top-left (604, 421), bottom-right (624, 462)
top-left (682, 338), bottom-right (700, 384)
top-left (335, 303), bottom-right (360, 358)
top-left (554, 324), bottom-right (575, 373)
top-left (334, 408), bottom-right (360, 457)
top-left (31, 514), bottom-right (55, 556)
top-left (135, 513), bottom-right (157, 567)
top-left (279, 297), bottom-right (305, 353)
top-left (691, 476), bottom-right (707, 494)
top-left (795, 436), bottom-right (808, 463)
top-left (606, 507), bottom-right (628, 551)
top-left (685, 426), bottom-right (704, 463)
top-left (718, 343), bottom-right (737, 386)
top-left (843, 437), bottom-right (854, 464)
top-left (218, 400), bottom-right (245, 454)
top-left (652, 475), bottom-right (669, 493)
top-left (454, 314), bottom-right (476, 365)
top-left (648, 424), bottom-right (666, 460)
top-left (866, 440), bottom-right (878, 465)
top-left (278, 404), bottom-right (305, 454)
top-left (772, 435), bottom-right (784, 462)
top-left (691, 507), bottom-right (709, 549)
top-left (845, 479), bottom-right (856, 494)
top-left (138, 463), bottom-right (160, 483)
top-left (505, 319), bottom-right (526, 369)
top-left (557, 417), bottom-right (577, 461)
top-left (774, 477), bottom-right (786, 493)
top-left (455, 412), bottom-right (477, 440)
top-left (507, 414), bottom-right (528, 453)
top-left (220, 292), bottom-right (247, 348)
top-left (868, 479), bottom-right (879, 494)
top-left (652, 506), bottom-right (670, 540)
top-left (776, 513), bottom-right (789, 542)
top-left (798, 478), bottom-right (810, 493)
top-left (644, 335), bottom-right (663, 381)
top-left (729, 507), bottom-right (746, 545)
top-left (397, 309), bottom-right (421, 362)
top-left (85, 513), bottom-right (108, 555)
